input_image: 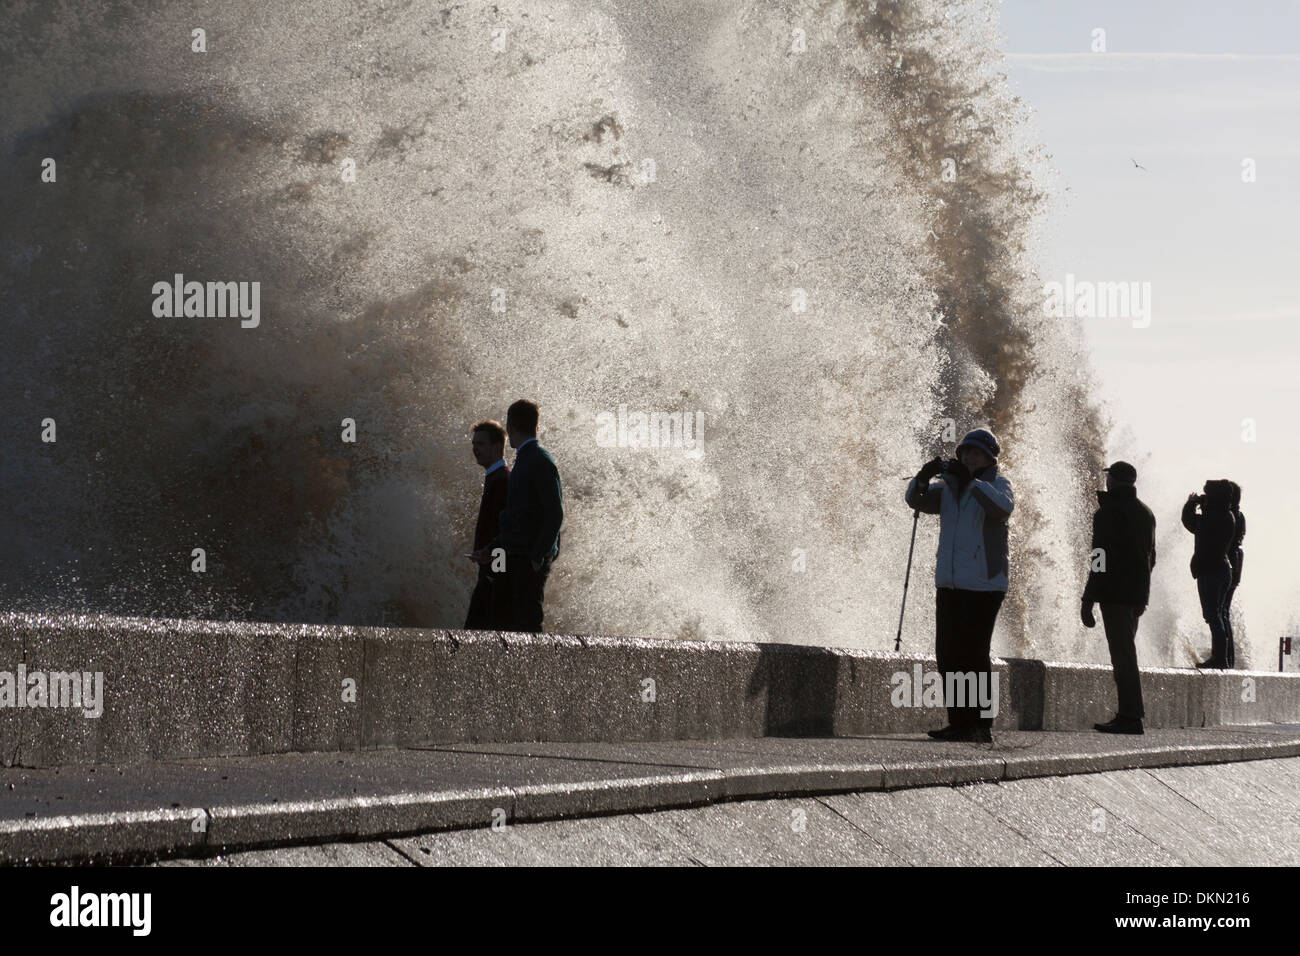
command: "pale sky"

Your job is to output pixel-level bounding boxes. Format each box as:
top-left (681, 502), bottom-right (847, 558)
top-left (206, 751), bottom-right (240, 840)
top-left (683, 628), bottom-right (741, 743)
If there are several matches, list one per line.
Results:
top-left (998, 0), bottom-right (1300, 664)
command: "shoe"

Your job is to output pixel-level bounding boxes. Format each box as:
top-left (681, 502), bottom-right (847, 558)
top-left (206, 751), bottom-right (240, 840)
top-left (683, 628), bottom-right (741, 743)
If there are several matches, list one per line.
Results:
top-left (1094, 717), bottom-right (1144, 735)
top-left (928, 724), bottom-right (992, 743)
top-left (1195, 658), bottom-right (1226, 670)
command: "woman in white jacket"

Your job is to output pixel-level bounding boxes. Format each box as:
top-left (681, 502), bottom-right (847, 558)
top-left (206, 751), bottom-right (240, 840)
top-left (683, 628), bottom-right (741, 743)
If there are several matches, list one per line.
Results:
top-left (904, 428), bottom-right (1013, 742)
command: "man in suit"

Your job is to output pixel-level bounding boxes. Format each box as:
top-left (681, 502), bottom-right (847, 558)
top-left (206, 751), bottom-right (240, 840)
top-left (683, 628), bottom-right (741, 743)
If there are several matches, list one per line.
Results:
top-left (463, 420), bottom-right (510, 630)
top-left (473, 399), bottom-right (563, 633)
top-left (1081, 461), bottom-right (1157, 734)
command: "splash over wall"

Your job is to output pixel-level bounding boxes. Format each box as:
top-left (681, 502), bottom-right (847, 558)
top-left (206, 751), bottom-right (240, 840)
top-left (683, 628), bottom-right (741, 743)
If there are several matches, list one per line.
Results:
top-left (0, 0), bottom-right (1108, 660)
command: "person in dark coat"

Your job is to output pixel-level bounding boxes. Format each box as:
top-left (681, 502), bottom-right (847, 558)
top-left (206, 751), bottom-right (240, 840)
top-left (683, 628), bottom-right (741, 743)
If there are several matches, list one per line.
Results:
top-left (905, 427), bottom-right (1013, 743)
top-left (1182, 479), bottom-right (1236, 669)
top-left (463, 420), bottom-right (510, 630)
top-left (1081, 461), bottom-right (1156, 734)
top-left (1222, 481), bottom-right (1245, 668)
top-left (473, 399), bottom-right (563, 633)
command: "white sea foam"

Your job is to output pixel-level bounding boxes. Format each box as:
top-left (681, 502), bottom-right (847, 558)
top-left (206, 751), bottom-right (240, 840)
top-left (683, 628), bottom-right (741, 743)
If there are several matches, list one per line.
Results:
top-left (0, 0), bottom-right (1123, 662)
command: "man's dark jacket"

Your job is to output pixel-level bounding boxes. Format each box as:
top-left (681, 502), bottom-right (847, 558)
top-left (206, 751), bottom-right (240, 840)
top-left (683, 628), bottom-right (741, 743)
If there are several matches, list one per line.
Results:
top-left (1083, 485), bottom-right (1157, 607)
top-left (473, 465), bottom-right (510, 554)
top-left (493, 439), bottom-right (563, 564)
top-left (1180, 480), bottom-right (1234, 579)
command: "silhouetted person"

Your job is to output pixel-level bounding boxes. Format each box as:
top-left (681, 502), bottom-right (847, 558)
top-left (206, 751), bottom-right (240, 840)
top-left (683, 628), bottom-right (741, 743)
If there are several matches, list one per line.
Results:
top-left (1182, 479), bottom-right (1235, 669)
top-left (1081, 461), bottom-right (1156, 734)
top-left (474, 400), bottom-right (563, 633)
top-left (905, 428), bottom-right (1013, 743)
top-left (463, 420), bottom-right (510, 630)
top-left (1223, 480), bottom-right (1245, 668)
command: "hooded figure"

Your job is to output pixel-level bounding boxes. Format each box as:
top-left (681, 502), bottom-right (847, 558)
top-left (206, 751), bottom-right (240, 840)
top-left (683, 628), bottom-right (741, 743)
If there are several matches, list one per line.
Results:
top-left (905, 427), bottom-right (1013, 742)
top-left (1182, 479), bottom-right (1235, 669)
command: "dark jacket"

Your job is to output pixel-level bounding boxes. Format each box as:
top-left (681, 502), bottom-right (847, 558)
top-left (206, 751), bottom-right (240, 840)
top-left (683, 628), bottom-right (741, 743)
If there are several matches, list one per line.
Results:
top-left (472, 464), bottom-right (510, 553)
top-left (1181, 480), bottom-right (1234, 578)
top-left (493, 439), bottom-right (563, 564)
top-left (1230, 508), bottom-right (1245, 583)
top-left (1082, 485), bottom-right (1156, 607)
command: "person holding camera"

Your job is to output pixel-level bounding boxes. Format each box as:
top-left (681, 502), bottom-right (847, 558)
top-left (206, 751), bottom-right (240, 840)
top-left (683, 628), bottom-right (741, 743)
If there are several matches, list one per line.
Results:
top-left (905, 428), bottom-right (1013, 742)
top-left (1181, 480), bottom-right (1235, 669)
top-left (1081, 461), bottom-right (1156, 734)
top-left (1223, 481), bottom-right (1245, 668)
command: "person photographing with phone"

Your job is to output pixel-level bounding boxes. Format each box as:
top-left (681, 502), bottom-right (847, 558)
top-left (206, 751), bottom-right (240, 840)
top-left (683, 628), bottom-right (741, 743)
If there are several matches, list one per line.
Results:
top-left (1223, 481), bottom-right (1245, 669)
top-left (904, 428), bottom-right (1013, 742)
top-left (1182, 480), bottom-right (1235, 669)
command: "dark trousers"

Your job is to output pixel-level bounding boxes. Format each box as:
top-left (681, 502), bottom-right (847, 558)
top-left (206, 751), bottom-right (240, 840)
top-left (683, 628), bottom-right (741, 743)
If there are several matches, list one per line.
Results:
top-left (506, 554), bottom-right (552, 633)
top-left (464, 566), bottom-right (507, 631)
top-left (935, 587), bottom-right (1004, 729)
top-left (1197, 562), bottom-right (1232, 665)
top-left (1100, 603), bottom-right (1144, 720)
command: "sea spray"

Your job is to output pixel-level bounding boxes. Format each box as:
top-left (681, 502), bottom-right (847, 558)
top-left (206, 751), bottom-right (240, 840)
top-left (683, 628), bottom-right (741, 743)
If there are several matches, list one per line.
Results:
top-left (0, 0), bottom-right (1110, 661)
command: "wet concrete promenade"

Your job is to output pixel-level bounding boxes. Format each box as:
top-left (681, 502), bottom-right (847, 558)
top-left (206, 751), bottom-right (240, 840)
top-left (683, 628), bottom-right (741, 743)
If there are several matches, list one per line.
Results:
top-left (3, 725), bottom-right (1298, 864)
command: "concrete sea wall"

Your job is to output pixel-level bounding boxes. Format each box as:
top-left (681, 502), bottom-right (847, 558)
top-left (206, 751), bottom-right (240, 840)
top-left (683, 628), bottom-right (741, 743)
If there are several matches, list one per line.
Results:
top-left (1, 613), bottom-right (1297, 768)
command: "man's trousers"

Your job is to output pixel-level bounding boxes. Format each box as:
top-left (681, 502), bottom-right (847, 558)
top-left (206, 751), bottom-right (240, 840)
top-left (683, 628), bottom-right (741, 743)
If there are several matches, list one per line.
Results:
top-left (464, 566), bottom-right (508, 631)
top-left (1100, 603), bottom-right (1145, 720)
top-left (506, 554), bottom-right (553, 634)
